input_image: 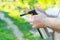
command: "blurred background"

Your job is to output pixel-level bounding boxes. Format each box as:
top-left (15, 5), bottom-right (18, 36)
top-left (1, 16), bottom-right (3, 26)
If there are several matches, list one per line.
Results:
top-left (0, 0), bottom-right (60, 40)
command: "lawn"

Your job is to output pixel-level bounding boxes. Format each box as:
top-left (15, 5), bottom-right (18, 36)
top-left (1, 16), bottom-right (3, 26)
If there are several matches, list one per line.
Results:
top-left (0, 19), bottom-right (17, 40)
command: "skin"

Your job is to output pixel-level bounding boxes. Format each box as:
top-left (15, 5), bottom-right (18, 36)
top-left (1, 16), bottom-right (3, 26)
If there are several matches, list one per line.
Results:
top-left (45, 17), bottom-right (60, 33)
top-left (30, 8), bottom-right (60, 33)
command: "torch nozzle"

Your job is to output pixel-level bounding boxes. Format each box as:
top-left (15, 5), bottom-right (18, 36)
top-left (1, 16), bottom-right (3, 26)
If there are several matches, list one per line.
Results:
top-left (20, 9), bottom-right (37, 16)
top-left (20, 13), bottom-right (28, 16)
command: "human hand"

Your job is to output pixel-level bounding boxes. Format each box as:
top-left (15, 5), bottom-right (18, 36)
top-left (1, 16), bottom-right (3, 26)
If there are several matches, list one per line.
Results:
top-left (30, 15), bottom-right (47, 28)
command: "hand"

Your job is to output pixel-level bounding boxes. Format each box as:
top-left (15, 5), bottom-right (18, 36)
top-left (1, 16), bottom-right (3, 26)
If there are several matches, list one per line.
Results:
top-left (30, 15), bottom-right (47, 28)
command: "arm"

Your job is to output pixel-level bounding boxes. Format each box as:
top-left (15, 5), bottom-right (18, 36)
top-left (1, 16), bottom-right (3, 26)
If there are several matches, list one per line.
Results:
top-left (45, 17), bottom-right (60, 33)
top-left (30, 14), bottom-right (60, 33)
top-left (39, 8), bottom-right (60, 33)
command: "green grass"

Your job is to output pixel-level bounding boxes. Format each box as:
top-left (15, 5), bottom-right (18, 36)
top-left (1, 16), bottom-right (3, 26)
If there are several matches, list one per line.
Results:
top-left (0, 11), bottom-right (42, 40)
top-left (0, 19), bottom-right (17, 40)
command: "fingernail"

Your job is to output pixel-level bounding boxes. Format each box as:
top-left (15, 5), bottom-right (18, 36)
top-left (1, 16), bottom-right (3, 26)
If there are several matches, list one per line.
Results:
top-left (32, 26), bottom-right (35, 28)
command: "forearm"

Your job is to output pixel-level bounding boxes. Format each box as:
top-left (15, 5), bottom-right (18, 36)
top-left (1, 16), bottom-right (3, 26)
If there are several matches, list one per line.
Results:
top-left (45, 18), bottom-right (60, 33)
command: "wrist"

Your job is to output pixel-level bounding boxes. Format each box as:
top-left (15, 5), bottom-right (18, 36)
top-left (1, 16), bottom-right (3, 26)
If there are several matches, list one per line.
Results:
top-left (44, 18), bottom-right (55, 28)
top-left (44, 18), bottom-right (52, 28)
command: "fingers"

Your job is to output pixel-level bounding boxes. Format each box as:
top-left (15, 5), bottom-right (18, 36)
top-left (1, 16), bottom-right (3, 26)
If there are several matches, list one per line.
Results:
top-left (30, 15), bottom-right (46, 28)
top-left (30, 22), bottom-right (45, 28)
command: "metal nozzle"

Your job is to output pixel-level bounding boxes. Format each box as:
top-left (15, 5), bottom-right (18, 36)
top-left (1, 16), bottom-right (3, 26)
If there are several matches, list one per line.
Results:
top-left (20, 13), bottom-right (28, 16)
